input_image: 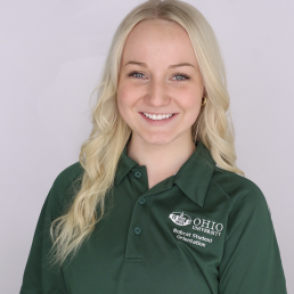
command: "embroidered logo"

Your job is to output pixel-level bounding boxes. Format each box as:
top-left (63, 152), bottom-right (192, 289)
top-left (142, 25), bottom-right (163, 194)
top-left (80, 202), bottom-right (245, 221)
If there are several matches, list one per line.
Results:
top-left (169, 212), bottom-right (192, 226)
top-left (192, 218), bottom-right (224, 237)
top-left (169, 211), bottom-right (225, 248)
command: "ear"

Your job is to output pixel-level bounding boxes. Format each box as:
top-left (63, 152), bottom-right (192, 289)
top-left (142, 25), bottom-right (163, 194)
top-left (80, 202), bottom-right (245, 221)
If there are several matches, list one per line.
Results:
top-left (203, 88), bottom-right (207, 97)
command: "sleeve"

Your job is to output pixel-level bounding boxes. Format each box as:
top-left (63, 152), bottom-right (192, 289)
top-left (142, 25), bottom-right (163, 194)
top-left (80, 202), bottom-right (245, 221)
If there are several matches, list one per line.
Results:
top-left (19, 186), bottom-right (68, 294)
top-left (218, 183), bottom-right (288, 294)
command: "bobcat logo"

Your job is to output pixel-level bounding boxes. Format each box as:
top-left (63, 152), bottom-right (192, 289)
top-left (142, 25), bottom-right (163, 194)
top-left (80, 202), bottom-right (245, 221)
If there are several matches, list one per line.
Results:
top-left (169, 212), bottom-right (192, 226)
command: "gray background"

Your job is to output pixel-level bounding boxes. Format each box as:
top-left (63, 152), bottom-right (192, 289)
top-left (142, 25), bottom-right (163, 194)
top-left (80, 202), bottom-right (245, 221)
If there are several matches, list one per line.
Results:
top-left (0, 0), bottom-right (293, 293)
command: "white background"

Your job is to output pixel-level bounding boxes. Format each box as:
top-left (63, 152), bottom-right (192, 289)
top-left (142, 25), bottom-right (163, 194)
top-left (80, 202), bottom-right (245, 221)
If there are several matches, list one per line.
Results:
top-left (0, 0), bottom-right (293, 293)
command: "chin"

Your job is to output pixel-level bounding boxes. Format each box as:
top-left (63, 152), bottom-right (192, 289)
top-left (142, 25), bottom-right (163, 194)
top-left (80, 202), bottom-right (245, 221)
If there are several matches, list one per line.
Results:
top-left (141, 133), bottom-right (174, 146)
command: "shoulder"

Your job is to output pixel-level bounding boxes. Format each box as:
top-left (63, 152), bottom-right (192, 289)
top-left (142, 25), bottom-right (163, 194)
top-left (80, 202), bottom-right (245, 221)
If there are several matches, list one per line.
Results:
top-left (48, 162), bottom-right (85, 217)
top-left (210, 166), bottom-right (274, 242)
top-left (52, 161), bottom-right (85, 190)
top-left (211, 165), bottom-right (270, 216)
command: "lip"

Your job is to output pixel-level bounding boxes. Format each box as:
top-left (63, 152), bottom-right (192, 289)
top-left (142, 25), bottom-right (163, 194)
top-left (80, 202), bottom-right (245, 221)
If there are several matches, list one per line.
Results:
top-left (139, 112), bottom-right (178, 125)
top-left (141, 112), bottom-right (174, 115)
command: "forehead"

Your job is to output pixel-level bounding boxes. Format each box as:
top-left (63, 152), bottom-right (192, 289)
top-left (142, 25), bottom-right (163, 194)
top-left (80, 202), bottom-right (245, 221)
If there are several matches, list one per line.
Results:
top-left (121, 19), bottom-right (197, 66)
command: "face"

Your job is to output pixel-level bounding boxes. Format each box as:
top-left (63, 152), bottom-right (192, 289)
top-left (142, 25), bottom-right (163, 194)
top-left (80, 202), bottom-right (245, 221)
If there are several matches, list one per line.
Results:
top-left (117, 19), bottom-right (204, 147)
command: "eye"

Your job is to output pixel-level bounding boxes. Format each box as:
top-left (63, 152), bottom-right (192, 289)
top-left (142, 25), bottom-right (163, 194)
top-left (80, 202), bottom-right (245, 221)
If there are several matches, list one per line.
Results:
top-left (172, 73), bottom-right (190, 82)
top-left (127, 71), bottom-right (190, 82)
top-left (128, 71), bottom-right (146, 79)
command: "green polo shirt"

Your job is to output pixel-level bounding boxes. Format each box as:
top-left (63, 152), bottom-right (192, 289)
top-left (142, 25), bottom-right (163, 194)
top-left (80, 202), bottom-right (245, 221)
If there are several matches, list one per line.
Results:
top-left (20, 141), bottom-right (287, 294)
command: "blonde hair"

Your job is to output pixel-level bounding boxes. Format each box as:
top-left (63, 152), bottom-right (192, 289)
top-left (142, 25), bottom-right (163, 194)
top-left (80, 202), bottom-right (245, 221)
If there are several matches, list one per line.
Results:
top-left (48, 0), bottom-right (244, 268)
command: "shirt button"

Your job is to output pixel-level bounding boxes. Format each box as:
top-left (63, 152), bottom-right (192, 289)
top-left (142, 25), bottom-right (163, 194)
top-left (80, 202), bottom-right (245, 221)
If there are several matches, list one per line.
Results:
top-left (134, 170), bottom-right (142, 178)
top-left (138, 197), bottom-right (146, 204)
top-left (134, 227), bottom-right (142, 235)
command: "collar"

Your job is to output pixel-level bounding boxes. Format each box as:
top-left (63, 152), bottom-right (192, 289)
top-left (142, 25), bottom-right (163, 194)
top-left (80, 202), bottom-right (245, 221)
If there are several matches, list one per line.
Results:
top-left (114, 141), bottom-right (215, 207)
top-left (114, 145), bottom-right (138, 186)
top-left (173, 141), bottom-right (215, 207)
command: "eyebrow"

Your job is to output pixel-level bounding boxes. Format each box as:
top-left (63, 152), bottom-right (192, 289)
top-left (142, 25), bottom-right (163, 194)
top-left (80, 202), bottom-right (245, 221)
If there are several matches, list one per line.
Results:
top-left (124, 61), bottom-right (195, 68)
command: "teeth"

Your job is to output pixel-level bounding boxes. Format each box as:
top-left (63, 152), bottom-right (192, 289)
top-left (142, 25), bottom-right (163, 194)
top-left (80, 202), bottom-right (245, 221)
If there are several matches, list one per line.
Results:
top-left (143, 113), bottom-right (173, 120)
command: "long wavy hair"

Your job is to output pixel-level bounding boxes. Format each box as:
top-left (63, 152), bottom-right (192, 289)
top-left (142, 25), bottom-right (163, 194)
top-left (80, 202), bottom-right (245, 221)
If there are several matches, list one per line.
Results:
top-left (48, 0), bottom-right (244, 268)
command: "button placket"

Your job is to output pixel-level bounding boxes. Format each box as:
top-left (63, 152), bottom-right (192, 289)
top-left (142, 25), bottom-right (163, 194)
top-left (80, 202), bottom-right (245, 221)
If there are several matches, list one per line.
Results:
top-left (124, 167), bottom-right (148, 261)
top-left (125, 168), bottom-right (174, 261)
top-left (133, 227), bottom-right (142, 235)
top-left (133, 170), bottom-right (142, 178)
top-left (138, 197), bottom-right (146, 204)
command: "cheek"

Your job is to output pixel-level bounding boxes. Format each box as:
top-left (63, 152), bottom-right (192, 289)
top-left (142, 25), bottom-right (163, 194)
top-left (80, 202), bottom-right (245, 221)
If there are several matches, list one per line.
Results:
top-left (180, 90), bottom-right (202, 115)
top-left (176, 91), bottom-right (203, 127)
top-left (116, 83), bottom-right (139, 126)
top-left (117, 85), bottom-right (131, 113)
top-left (117, 80), bottom-right (141, 103)
top-left (188, 103), bottom-right (202, 125)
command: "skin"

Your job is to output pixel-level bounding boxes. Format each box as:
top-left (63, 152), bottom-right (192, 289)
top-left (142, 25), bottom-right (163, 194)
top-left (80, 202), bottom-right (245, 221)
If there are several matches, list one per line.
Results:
top-left (117, 19), bottom-right (205, 189)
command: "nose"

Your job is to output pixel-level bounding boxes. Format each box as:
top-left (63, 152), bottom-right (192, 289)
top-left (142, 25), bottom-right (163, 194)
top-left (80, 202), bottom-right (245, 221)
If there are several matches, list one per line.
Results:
top-left (145, 79), bottom-right (170, 107)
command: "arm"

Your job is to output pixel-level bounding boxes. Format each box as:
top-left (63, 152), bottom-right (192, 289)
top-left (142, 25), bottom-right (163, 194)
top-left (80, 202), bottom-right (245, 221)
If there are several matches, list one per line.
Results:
top-left (219, 184), bottom-right (287, 294)
top-left (19, 188), bottom-right (68, 294)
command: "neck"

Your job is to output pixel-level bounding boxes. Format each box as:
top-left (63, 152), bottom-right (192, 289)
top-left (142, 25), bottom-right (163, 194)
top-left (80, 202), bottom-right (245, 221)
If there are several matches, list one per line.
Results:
top-left (127, 133), bottom-right (196, 189)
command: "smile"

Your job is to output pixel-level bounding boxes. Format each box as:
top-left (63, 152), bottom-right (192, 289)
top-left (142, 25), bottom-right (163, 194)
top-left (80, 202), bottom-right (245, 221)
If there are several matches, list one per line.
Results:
top-left (142, 112), bottom-right (174, 120)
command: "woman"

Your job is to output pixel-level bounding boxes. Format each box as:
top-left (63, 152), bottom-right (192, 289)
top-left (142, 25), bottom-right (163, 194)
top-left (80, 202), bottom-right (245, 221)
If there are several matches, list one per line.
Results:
top-left (19, 0), bottom-right (287, 293)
